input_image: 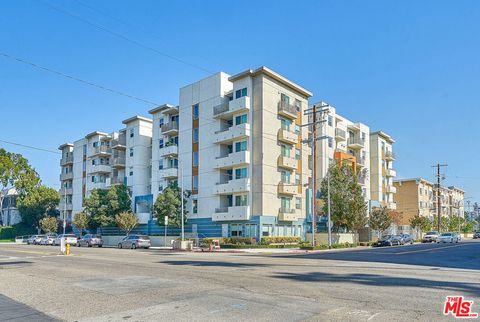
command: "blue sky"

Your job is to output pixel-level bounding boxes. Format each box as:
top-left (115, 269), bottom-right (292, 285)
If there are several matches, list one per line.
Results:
top-left (1, 0), bottom-right (479, 205)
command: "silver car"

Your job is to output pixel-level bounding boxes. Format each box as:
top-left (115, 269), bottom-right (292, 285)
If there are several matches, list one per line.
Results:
top-left (118, 235), bottom-right (151, 249)
top-left (54, 234), bottom-right (78, 246)
top-left (77, 234), bottom-right (103, 247)
top-left (39, 235), bottom-right (56, 245)
top-left (27, 235), bottom-right (45, 245)
top-left (437, 232), bottom-right (459, 243)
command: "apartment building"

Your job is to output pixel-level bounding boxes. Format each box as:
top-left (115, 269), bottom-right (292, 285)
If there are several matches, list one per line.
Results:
top-left (59, 66), bottom-right (313, 239)
top-left (312, 105), bottom-right (371, 206)
top-left (393, 178), bottom-right (435, 228)
top-left (0, 188), bottom-right (21, 226)
top-left (434, 186), bottom-right (465, 219)
top-left (370, 131), bottom-right (397, 210)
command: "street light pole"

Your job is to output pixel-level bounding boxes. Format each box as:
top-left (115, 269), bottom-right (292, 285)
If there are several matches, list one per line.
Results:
top-left (63, 183), bottom-right (67, 235)
top-left (327, 171), bottom-right (332, 247)
top-left (180, 160), bottom-right (184, 241)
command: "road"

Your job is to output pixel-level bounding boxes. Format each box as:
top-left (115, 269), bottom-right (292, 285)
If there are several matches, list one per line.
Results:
top-left (0, 240), bottom-right (479, 321)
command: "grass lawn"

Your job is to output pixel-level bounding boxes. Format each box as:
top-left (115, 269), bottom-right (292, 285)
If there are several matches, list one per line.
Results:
top-left (0, 239), bottom-right (15, 243)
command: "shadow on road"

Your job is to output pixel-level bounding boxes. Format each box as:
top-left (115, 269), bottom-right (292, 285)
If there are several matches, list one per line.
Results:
top-left (161, 260), bottom-right (269, 268)
top-left (271, 271), bottom-right (480, 296)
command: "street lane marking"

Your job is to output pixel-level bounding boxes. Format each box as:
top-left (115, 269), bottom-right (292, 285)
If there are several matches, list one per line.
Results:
top-left (394, 243), bottom-right (468, 255)
top-left (0, 249), bottom-right (59, 256)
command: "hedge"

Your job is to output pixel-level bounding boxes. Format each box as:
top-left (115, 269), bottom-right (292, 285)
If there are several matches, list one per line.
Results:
top-left (259, 236), bottom-right (301, 245)
top-left (0, 224), bottom-right (36, 240)
top-left (299, 242), bottom-right (360, 250)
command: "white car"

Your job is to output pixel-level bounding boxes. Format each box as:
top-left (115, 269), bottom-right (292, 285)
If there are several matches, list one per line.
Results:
top-left (54, 234), bottom-right (78, 246)
top-left (27, 235), bottom-right (45, 245)
top-left (436, 232), bottom-right (459, 243)
top-left (39, 235), bottom-right (56, 245)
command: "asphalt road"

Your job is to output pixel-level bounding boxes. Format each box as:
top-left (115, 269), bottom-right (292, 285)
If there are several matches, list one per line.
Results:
top-left (0, 240), bottom-right (479, 321)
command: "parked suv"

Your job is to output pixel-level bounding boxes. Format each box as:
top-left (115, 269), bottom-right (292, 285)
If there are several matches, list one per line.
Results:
top-left (398, 234), bottom-right (413, 245)
top-left (39, 235), bottom-right (56, 246)
top-left (474, 231), bottom-right (480, 239)
top-left (118, 235), bottom-right (151, 249)
top-left (77, 234), bottom-right (103, 247)
top-left (422, 231), bottom-right (439, 243)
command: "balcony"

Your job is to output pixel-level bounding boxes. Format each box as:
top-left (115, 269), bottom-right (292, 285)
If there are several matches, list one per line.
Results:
top-left (347, 137), bottom-right (365, 149)
top-left (161, 121), bottom-right (179, 135)
top-left (335, 128), bottom-right (346, 141)
top-left (214, 123), bottom-right (250, 144)
top-left (60, 156), bottom-right (74, 166)
top-left (60, 172), bottom-right (73, 181)
top-left (277, 101), bottom-right (298, 119)
top-left (90, 164), bottom-right (111, 174)
top-left (213, 96), bottom-right (250, 119)
top-left (90, 181), bottom-right (107, 190)
top-left (278, 128), bottom-right (298, 145)
top-left (159, 144), bottom-right (178, 158)
top-left (214, 178), bottom-right (250, 195)
top-left (214, 151), bottom-right (250, 169)
top-left (278, 182), bottom-right (298, 196)
top-left (212, 206), bottom-right (250, 221)
top-left (385, 168), bottom-right (396, 177)
top-left (111, 137), bottom-right (126, 149)
top-left (112, 157), bottom-right (126, 168)
top-left (58, 202), bottom-right (73, 211)
top-left (91, 146), bottom-right (112, 157)
top-left (159, 166), bottom-right (178, 179)
top-left (385, 151), bottom-right (396, 161)
top-left (277, 155), bottom-right (297, 170)
top-left (356, 156), bottom-right (366, 167)
top-left (386, 185), bottom-right (397, 194)
top-left (110, 176), bottom-right (125, 185)
top-left (278, 208), bottom-right (299, 221)
top-left (59, 187), bottom-right (73, 195)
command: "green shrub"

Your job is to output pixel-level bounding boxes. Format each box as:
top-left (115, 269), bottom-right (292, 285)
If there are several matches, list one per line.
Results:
top-left (220, 237), bottom-right (255, 245)
top-left (259, 236), bottom-right (301, 245)
top-left (0, 224), bottom-right (36, 240)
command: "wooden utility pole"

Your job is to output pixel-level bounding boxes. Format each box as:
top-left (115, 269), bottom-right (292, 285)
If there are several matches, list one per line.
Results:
top-left (432, 163), bottom-right (447, 232)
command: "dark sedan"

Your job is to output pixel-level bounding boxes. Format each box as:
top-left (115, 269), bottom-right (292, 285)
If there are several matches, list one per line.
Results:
top-left (473, 231), bottom-right (480, 239)
top-left (375, 235), bottom-right (402, 247)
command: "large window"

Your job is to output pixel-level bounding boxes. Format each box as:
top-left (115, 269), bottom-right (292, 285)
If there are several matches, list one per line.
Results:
top-left (235, 168), bottom-right (248, 179)
top-left (230, 224), bottom-right (243, 236)
top-left (281, 170), bottom-right (291, 183)
top-left (235, 195), bottom-right (248, 206)
top-left (281, 144), bottom-right (291, 157)
top-left (235, 140), bottom-right (247, 152)
top-left (192, 104), bottom-right (199, 120)
top-left (244, 224), bottom-right (256, 237)
top-left (281, 118), bottom-right (292, 131)
top-left (235, 114), bottom-right (248, 125)
top-left (281, 197), bottom-right (291, 209)
top-left (193, 128), bottom-right (199, 143)
top-left (192, 175), bottom-right (198, 190)
top-left (193, 151), bottom-right (199, 166)
top-left (235, 87), bottom-right (247, 99)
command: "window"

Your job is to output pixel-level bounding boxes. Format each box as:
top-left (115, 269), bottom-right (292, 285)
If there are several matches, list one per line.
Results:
top-left (328, 137), bottom-right (333, 148)
top-left (93, 142), bottom-right (98, 148)
top-left (235, 87), bottom-right (247, 99)
top-left (235, 140), bottom-right (247, 152)
top-left (230, 224), bottom-right (243, 236)
top-left (91, 176), bottom-right (96, 183)
top-left (192, 199), bottom-right (198, 214)
top-left (129, 148), bottom-right (134, 157)
top-left (130, 128), bottom-right (134, 138)
top-left (159, 139), bottom-right (164, 149)
top-left (244, 224), bottom-right (257, 237)
top-left (235, 168), bottom-right (248, 179)
top-left (235, 114), bottom-right (248, 125)
top-left (281, 144), bottom-right (291, 157)
top-left (159, 118), bottom-right (164, 127)
top-left (281, 93), bottom-right (290, 105)
top-left (328, 116), bottom-right (333, 126)
top-left (295, 99), bottom-right (301, 112)
top-left (235, 195), bottom-right (248, 206)
top-left (281, 170), bottom-right (291, 183)
top-left (295, 125), bottom-right (301, 134)
top-left (129, 171), bottom-right (133, 176)
top-left (159, 160), bottom-right (163, 170)
top-left (91, 159), bottom-right (96, 166)
top-left (295, 148), bottom-right (301, 160)
top-left (281, 118), bottom-right (292, 131)
top-left (192, 104), bottom-right (199, 120)
top-left (296, 197), bottom-right (301, 209)
top-left (295, 174), bottom-right (301, 185)
top-left (281, 197), bottom-right (291, 209)
top-left (193, 151), bottom-right (199, 166)
top-left (159, 185), bottom-right (163, 192)
top-left (193, 128), bottom-right (199, 143)
top-left (192, 175), bottom-right (198, 190)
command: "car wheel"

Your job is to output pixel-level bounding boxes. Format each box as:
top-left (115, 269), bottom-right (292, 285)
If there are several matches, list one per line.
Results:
top-left (88, 243), bottom-right (92, 248)
top-left (118, 243), bottom-right (122, 249)
top-left (389, 242), bottom-right (393, 246)
top-left (98, 245), bottom-right (102, 248)
top-left (132, 243), bottom-right (136, 249)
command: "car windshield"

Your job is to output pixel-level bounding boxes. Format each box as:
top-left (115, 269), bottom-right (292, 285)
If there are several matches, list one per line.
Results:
top-left (441, 233), bottom-right (452, 236)
top-left (426, 232), bottom-right (437, 235)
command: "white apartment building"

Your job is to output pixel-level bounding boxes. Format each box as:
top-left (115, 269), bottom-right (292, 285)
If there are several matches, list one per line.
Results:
top-left (370, 131), bottom-right (397, 210)
top-left (59, 66), bottom-right (313, 239)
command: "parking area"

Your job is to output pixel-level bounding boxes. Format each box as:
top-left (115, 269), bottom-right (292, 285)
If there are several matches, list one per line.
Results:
top-left (1, 240), bottom-right (479, 321)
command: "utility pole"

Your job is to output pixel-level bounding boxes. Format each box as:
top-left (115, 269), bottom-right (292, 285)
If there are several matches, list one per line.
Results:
top-left (431, 163), bottom-right (447, 232)
top-left (302, 103), bottom-right (330, 247)
top-left (180, 160), bottom-right (185, 241)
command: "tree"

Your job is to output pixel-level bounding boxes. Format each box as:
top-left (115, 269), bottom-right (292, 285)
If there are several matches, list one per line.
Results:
top-left (115, 212), bottom-right (138, 236)
top-left (320, 164), bottom-right (367, 233)
top-left (0, 148), bottom-right (40, 224)
top-left (40, 216), bottom-right (58, 234)
top-left (369, 207), bottom-right (392, 237)
top-left (153, 182), bottom-right (190, 228)
top-left (83, 186), bottom-right (132, 228)
top-left (73, 212), bottom-right (90, 236)
top-left (17, 186), bottom-right (60, 230)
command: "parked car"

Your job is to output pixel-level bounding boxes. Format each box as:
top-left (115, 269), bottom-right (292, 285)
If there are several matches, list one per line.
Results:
top-left (422, 231), bottom-right (439, 243)
top-left (117, 235), bottom-right (151, 249)
top-left (39, 235), bottom-right (56, 246)
top-left (398, 234), bottom-right (413, 245)
top-left (473, 231), bottom-right (480, 239)
top-left (454, 233), bottom-right (462, 242)
top-left (77, 234), bottom-right (103, 247)
top-left (375, 235), bottom-right (401, 247)
top-left (437, 232), bottom-right (459, 243)
top-left (27, 235), bottom-right (45, 245)
top-left (53, 234), bottom-right (78, 246)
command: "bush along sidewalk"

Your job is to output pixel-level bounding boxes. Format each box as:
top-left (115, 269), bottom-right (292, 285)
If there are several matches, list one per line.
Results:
top-left (201, 236), bottom-right (302, 249)
top-left (299, 241), bottom-right (375, 250)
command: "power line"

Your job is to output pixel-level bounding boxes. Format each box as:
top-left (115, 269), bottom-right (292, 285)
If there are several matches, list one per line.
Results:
top-left (0, 139), bottom-right (60, 154)
top-left (40, 0), bottom-right (213, 74)
top-left (0, 51), bottom-right (159, 106)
